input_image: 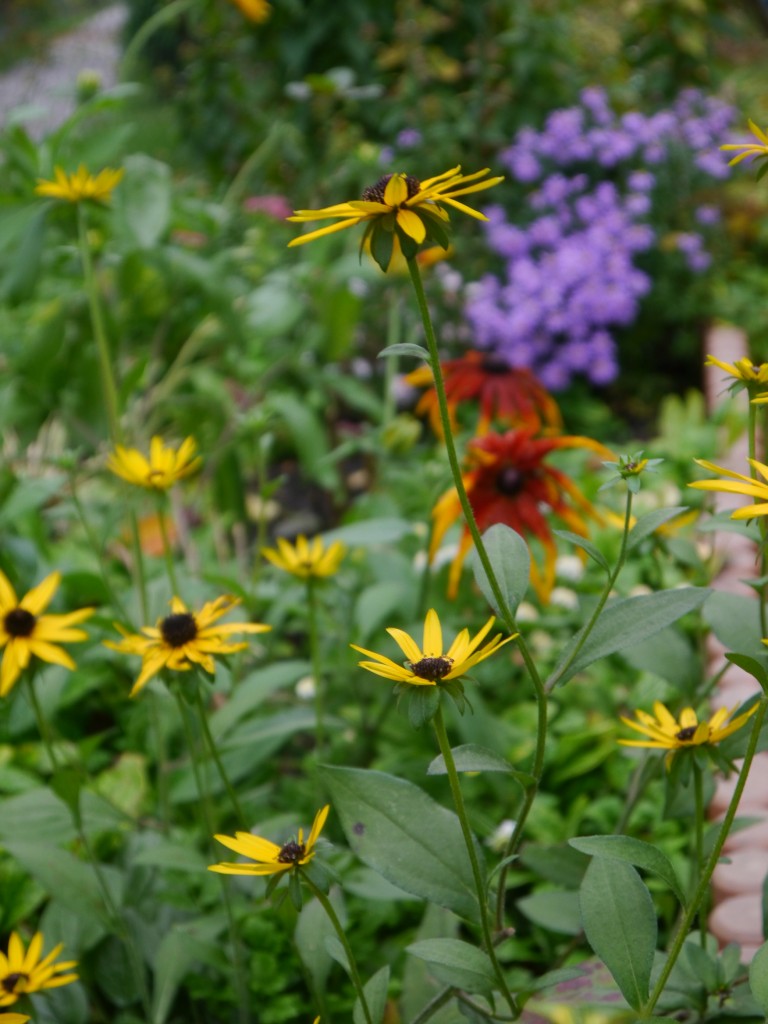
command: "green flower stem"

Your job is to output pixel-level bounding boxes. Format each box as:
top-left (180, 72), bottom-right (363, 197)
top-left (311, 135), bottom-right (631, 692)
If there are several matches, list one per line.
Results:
top-left (77, 206), bottom-right (121, 444)
top-left (193, 685), bottom-right (247, 830)
top-left (307, 579), bottom-right (325, 759)
top-left (433, 703), bottom-right (518, 1016)
top-left (692, 759), bottom-right (707, 947)
top-left (120, 0), bottom-right (196, 79)
top-left (545, 487), bottom-right (634, 694)
top-left (405, 255), bottom-right (547, 932)
top-left (26, 672), bottom-right (152, 1018)
top-left (302, 875), bottom-right (374, 1024)
top-left (747, 400), bottom-right (768, 638)
top-left (642, 695), bottom-right (768, 1016)
top-left (408, 987), bottom-right (456, 1024)
top-left (382, 293), bottom-right (402, 428)
top-left (156, 493), bottom-right (180, 595)
top-left (614, 752), bottom-right (658, 835)
top-left (174, 690), bottom-right (251, 1024)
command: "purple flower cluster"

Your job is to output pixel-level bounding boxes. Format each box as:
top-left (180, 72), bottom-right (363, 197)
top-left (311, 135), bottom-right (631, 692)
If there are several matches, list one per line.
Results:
top-left (464, 87), bottom-right (735, 390)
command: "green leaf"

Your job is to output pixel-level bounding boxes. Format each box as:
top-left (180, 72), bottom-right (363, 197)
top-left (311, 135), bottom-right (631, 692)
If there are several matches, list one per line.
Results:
top-left (150, 916), bottom-right (227, 1024)
top-left (569, 835), bottom-right (686, 905)
top-left (295, 891), bottom-right (343, 996)
top-left (354, 965), bottom-right (390, 1024)
top-left (516, 890), bottom-right (582, 935)
top-left (209, 660), bottom-right (311, 739)
top-left (323, 517), bottom-right (414, 546)
top-left (471, 524), bottom-right (529, 618)
top-left (116, 154), bottom-right (171, 250)
top-left (408, 687), bottom-right (440, 728)
top-left (427, 744), bottom-right (534, 787)
top-left (321, 766), bottom-right (482, 921)
top-left (355, 582), bottom-right (415, 642)
top-left (626, 507), bottom-right (689, 552)
top-left (704, 592), bottom-right (766, 659)
top-left (406, 938), bottom-right (496, 996)
top-left (552, 529), bottom-right (610, 572)
top-left (377, 342), bottom-right (429, 361)
top-left (726, 653), bottom-right (768, 693)
top-left (549, 587), bottom-right (710, 687)
top-left (749, 941), bottom-right (768, 1012)
top-left (579, 858), bottom-right (657, 1010)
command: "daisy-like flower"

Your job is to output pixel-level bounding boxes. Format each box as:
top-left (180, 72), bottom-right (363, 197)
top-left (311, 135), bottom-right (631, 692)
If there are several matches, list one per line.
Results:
top-left (406, 351), bottom-right (562, 437)
top-left (261, 535), bottom-right (345, 580)
top-left (0, 570), bottom-right (93, 698)
top-left (689, 458), bottom-right (768, 519)
top-left (705, 354), bottom-right (768, 386)
top-left (720, 119), bottom-right (768, 170)
top-left (105, 595), bottom-right (271, 697)
top-left (350, 608), bottom-right (514, 687)
top-left (619, 700), bottom-right (758, 765)
top-left (430, 429), bottom-right (613, 602)
top-left (35, 164), bottom-right (124, 204)
top-left (288, 166), bottom-right (503, 271)
top-left (106, 436), bottom-right (201, 491)
top-left (0, 932), bottom-right (78, 1007)
top-left (209, 804), bottom-right (330, 877)
top-left (228, 0), bottom-right (271, 21)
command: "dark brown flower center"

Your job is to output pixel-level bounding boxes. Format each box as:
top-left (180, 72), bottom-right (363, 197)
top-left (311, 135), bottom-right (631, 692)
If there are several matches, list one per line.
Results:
top-left (496, 467), bottom-right (525, 496)
top-left (480, 353), bottom-right (513, 375)
top-left (675, 725), bottom-right (697, 741)
top-left (408, 656), bottom-right (454, 681)
top-left (1, 972), bottom-right (27, 994)
top-left (277, 840), bottom-right (306, 864)
top-left (362, 173), bottom-right (421, 205)
top-left (160, 612), bottom-right (198, 647)
top-left (4, 607), bottom-right (36, 638)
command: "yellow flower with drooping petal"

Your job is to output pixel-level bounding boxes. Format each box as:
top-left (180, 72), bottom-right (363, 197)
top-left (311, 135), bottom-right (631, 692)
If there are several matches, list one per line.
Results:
top-left (261, 535), bottom-right (345, 580)
top-left (0, 1013), bottom-right (31, 1023)
top-left (106, 437), bottom-right (201, 491)
top-left (0, 932), bottom-right (78, 1007)
top-left (620, 700), bottom-right (758, 759)
top-left (35, 164), bottom-right (124, 204)
top-left (288, 166), bottom-right (503, 270)
top-left (0, 570), bottom-right (93, 697)
top-left (689, 458), bottom-right (768, 519)
top-left (105, 595), bottom-right (270, 697)
top-left (705, 354), bottom-right (768, 385)
top-left (720, 119), bottom-right (768, 168)
top-left (209, 805), bottom-right (330, 876)
top-left (351, 608), bottom-right (515, 687)
top-left (228, 0), bottom-right (270, 21)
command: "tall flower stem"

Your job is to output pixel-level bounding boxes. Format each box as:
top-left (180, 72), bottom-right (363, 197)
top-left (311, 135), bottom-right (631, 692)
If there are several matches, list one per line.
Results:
top-left (193, 686), bottom-right (247, 830)
top-left (302, 875), bottom-right (374, 1024)
top-left (156, 494), bottom-right (180, 595)
top-left (307, 579), bottom-right (325, 759)
top-left (691, 760), bottom-right (708, 948)
top-left (642, 696), bottom-right (768, 1016)
top-left (406, 256), bottom-right (547, 929)
top-left (747, 400), bottom-right (768, 637)
top-left (432, 703), bottom-right (517, 1016)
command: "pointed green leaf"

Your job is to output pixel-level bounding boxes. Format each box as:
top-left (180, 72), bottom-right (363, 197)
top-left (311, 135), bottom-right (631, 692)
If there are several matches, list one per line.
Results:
top-left (377, 343), bottom-right (429, 361)
top-left (320, 766), bottom-right (482, 921)
top-left (406, 938), bottom-right (496, 996)
top-left (150, 916), bottom-right (227, 1024)
top-left (552, 530), bottom-right (610, 572)
top-left (471, 524), bottom-right (529, 618)
top-left (749, 941), bottom-right (768, 1011)
top-left (580, 858), bottom-right (657, 1010)
top-left (725, 652), bottom-right (768, 693)
top-left (353, 965), bottom-right (390, 1024)
top-left (627, 507), bottom-right (690, 552)
top-left (427, 744), bottom-right (534, 787)
top-left (569, 835), bottom-right (685, 905)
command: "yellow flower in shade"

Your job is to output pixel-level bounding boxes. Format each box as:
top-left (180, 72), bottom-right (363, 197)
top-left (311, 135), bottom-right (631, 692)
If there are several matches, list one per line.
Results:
top-left (261, 535), bottom-right (345, 580)
top-left (107, 436), bottom-right (201, 491)
top-left (620, 700), bottom-right (758, 761)
top-left (209, 804), bottom-right (330, 877)
top-left (720, 119), bottom-right (768, 168)
top-left (705, 354), bottom-right (768, 385)
top-left (350, 608), bottom-right (515, 687)
top-left (0, 1014), bottom-right (30, 1023)
top-left (0, 932), bottom-right (78, 1007)
top-left (288, 166), bottom-right (503, 271)
top-left (35, 164), bottom-right (124, 204)
top-left (0, 570), bottom-right (93, 698)
top-left (689, 458), bottom-right (768, 519)
top-left (105, 595), bottom-right (270, 697)
top-left (228, 0), bottom-right (271, 20)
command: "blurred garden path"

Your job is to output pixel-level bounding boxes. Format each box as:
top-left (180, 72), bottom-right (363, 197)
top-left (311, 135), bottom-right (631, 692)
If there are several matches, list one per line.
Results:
top-left (0, 4), bottom-right (126, 138)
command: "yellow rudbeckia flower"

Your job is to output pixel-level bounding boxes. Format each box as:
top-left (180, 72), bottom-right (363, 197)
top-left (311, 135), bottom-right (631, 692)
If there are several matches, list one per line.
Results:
top-left (0, 1014), bottom-right (30, 1023)
top-left (351, 608), bottom-right (515, 687)
top-left (35, 164), bottom-right (124, 204)
top-left (261, 535), bottom-right (345, 580)
top-left (0, 932), bottom-right (78, 1007)
top-left (720, 118), bottom-right (768, 168)
top-left (619, 700), bottom-right (757, 757)
top-left (105, 595), bottom-right (270, 697)
top-left (0, 570), bottom-right (93, 697)
top-left (689, 458), bottom-right (768, 519)
top-left (209, 804), bottom-right (329, 876)
top-left (705, 354), bottom-right (768, 385)
top-left (106, 436), bottom-right (201, 491)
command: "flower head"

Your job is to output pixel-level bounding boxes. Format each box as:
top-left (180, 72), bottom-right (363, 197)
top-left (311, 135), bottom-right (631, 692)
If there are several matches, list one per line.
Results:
top-left (406, 350), bottom-right (562, 437)
top-left (262, 535), bottom-right (345, 580)
top-left (351, 608), bottom-right (514, 687)
top-left (105, 595), bottom-right (270, 697)
top-left (619, 700), bottom-right (757, 765)
top-left (0, 570), bottom-right (93, 697)
top-left (705, 354), bottom-right (768, 386)
top-left (228, 0), bottom-right (270, 21)
top-left (720, 119), bottom-right (768, 171)
top-left (0, 932), bottom-right (78, 1007)
top-left (288, 166), bottom-right (503, 271)
top-left (107, 437), bottom-right (201, 491)
top-left (209, 804), bottom-right (329, 877)
top-left (689, 458), bottom-right (768, 519)
top-left (35, 164), bottom-right (124, 204)
top-left (431, 429), bottom-right (612, 601)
